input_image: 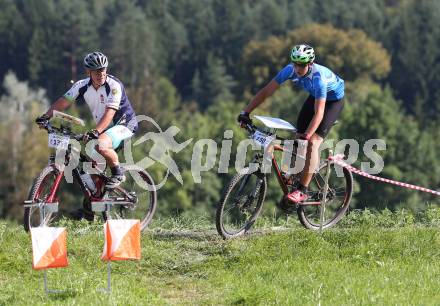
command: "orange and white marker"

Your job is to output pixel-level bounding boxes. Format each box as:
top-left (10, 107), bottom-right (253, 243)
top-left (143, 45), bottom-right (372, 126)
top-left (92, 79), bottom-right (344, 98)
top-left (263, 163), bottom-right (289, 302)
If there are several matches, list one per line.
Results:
top-left (101, 220), bottom-right (141, 261)
top-left (31, 227), bottom-right (68, 270)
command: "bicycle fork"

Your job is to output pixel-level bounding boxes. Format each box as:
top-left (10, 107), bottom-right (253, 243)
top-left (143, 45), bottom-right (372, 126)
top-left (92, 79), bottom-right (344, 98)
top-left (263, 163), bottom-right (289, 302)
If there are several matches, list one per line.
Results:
top-left (23, 169), bottom-right (64, 224)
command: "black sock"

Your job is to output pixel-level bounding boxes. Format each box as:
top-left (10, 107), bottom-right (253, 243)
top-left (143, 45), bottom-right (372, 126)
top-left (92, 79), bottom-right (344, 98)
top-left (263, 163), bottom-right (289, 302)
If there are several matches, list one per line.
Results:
top-left (292, 180), bottom-right (300, 190)
top-left (111, 165), bottom-right (122, 176)
top-left (298, 183), bottom-right (308, 192)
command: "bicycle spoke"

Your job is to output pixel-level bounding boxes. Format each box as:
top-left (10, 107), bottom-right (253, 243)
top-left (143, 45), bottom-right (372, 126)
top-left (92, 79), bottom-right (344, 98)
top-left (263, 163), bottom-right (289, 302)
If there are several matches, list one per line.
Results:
top-left (333, 190), bottom-right (346, 196)
top-left (223, 204), bottom-right (238, 215)
top-left (298, 162), bottom-right (352, 229)
top-left (103, 168), bottom-right (157, 230)
top-left (218, 171), bottom-right (266, 237)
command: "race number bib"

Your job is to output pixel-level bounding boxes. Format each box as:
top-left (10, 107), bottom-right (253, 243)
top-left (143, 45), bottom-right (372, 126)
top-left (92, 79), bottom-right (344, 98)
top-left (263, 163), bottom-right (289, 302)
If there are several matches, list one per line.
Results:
top-left (252, 131), bottom-right (275, 150)
top-left (48, 134), bottom-right (70, 150)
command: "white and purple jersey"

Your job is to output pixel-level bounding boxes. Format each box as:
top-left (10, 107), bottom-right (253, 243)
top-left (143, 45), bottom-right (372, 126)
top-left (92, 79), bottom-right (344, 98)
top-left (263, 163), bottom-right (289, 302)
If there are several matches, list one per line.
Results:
top-left (274, 63), bottom-right (344, 101)
top-left (64, 75), bottom-right (138, 132)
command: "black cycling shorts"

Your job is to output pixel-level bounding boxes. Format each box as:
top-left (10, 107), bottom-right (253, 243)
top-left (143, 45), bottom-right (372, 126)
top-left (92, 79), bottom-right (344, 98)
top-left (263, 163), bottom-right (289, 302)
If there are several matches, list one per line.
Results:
top-left (296, 95), bottom-right (344, 138)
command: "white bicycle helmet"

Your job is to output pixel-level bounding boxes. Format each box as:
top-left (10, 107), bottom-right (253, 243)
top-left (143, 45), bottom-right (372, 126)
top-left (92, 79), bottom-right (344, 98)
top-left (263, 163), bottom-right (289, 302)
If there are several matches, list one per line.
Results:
top-left (83, 52), bottom-right (108, 70)
top-left (290, 44), bottom-right (315, 64)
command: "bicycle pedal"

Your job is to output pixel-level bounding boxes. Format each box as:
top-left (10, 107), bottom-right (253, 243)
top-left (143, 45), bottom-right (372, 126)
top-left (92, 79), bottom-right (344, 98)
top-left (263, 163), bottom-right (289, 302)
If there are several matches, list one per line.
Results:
top-left (276, 199), bottom-right (296, 214)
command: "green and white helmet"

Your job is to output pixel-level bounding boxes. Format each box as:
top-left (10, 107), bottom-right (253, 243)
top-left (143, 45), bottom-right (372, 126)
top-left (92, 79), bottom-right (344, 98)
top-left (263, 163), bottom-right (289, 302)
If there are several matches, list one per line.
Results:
top-left (290, 44), bottom-right (315, 64)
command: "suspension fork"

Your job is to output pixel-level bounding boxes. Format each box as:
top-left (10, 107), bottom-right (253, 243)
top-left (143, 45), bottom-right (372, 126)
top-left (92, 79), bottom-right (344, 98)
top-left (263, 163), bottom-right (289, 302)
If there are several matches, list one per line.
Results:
top-left (46, 143), bottom-right (78, 203)
top-left (46, 170), bottom-right (64, 203)
top-left (235, 154), bottom-right (265, 199)
top-left (237, 174), bottom-right (251, 194)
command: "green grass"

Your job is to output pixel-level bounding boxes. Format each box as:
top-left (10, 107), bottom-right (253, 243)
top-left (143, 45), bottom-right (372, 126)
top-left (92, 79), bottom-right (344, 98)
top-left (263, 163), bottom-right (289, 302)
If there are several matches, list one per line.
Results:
top-left (2, 209), bottom-right (440, 305)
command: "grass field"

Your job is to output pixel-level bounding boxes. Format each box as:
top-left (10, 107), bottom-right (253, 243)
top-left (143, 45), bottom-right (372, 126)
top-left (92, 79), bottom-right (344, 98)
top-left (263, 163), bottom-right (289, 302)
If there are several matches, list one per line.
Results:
top-left (1, 209), bottom-right (440, 305)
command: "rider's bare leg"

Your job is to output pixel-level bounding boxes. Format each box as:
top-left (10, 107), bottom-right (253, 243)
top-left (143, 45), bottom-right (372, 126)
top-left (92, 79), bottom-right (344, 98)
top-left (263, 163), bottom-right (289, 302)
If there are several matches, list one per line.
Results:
top-left (96, 134), bottom-right (125, 188)
top-left (96, 134), bottom-right (119, 168)
top-left (300, 133), bottom-right (323, 187)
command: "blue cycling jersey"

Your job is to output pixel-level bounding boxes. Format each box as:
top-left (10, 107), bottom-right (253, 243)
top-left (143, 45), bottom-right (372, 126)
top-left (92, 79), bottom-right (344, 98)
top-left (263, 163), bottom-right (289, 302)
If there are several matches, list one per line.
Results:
top-left (274, 63), bottom-right (344, 100)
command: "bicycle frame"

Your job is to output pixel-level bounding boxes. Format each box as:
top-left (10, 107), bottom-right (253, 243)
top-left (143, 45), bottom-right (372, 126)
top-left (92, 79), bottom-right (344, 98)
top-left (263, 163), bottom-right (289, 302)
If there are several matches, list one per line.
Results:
top-left (25, 117), bottom-right (158, 232)
top-left (249, 127), bottom-right (324, 206)
top-left (216, 121), bottom-right (351, 238)
top-left (270, 143), bottom-right (290, 195)
top-left (271, 143), bottom-right (323, 205)
top-left (23, 145), bottom-right (101, 224)
top-left (43, 144), bottom-right (139, 213)
top-left (44, 143), bottom-right (107, 205)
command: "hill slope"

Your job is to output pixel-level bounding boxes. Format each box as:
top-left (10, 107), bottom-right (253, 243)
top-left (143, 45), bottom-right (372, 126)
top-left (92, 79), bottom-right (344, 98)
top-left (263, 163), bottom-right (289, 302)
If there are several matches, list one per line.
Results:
top-left (1, 211), bottom-right (440, 305)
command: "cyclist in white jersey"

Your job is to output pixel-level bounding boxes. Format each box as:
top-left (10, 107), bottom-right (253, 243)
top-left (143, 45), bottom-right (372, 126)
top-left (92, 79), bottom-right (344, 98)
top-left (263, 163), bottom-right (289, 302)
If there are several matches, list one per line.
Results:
top-left (238, 44), bottom-right (345, 204)
top-left (36, 52), bottom-right (138, 190)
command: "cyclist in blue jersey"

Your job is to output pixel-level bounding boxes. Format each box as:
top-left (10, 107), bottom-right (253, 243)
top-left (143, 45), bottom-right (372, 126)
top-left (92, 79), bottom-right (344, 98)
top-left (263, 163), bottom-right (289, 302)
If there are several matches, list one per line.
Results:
top-left (36, 52), bottom-right (138, 190)
top-left (238, 44), bottom-right (345, 204)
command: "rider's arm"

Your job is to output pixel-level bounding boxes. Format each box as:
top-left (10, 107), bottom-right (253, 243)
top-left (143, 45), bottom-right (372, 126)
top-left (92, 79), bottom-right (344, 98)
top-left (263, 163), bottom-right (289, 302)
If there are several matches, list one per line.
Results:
top-left (244, 64), bottom-right (293, 113)
top-left (243, 79), bottom-right (279, 113)
top-left (45, 80), bottom-right (87, 117)
top-left (45, 97), bottom-right (71, 117)
top-left (95, 108), bottom-right (116, 134)
top-left (304, 98), bottom-right (326, 138)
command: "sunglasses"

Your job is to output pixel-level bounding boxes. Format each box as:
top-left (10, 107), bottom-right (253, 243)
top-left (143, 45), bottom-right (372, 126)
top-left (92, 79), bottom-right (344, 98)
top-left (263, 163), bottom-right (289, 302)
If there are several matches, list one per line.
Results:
top-left (293, 62), bottom-right (308, 68)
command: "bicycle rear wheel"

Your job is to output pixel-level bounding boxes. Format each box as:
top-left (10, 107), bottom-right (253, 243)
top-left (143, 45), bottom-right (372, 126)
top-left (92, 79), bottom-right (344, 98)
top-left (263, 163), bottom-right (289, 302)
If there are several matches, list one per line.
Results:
top-left (103, 165), bottom-right (157, 232)
top-left (297, 160), bottom-right (353, 230)
top-left (23, 166), bottom-right (59, 231)
top-left (216, 167), bottom-right (267, 239)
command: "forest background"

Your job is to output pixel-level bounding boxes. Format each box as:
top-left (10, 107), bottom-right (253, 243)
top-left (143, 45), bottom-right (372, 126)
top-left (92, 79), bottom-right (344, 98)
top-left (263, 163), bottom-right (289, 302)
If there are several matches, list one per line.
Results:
top-left (1, 0), bottom-right (440, 221)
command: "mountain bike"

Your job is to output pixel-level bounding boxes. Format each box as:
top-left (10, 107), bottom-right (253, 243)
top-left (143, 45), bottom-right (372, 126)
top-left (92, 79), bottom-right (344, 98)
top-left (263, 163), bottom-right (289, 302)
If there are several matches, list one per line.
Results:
top-left (23, 111), bottom-right (157, 232)
top-left (216, 116), bottom-right (353, 239)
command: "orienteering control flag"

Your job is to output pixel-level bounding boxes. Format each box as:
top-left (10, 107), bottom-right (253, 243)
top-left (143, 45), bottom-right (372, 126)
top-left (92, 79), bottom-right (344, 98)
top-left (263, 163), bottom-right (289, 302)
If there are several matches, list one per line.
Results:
top-left (31, 227), bottom-right (68, 270)
top-left (101, 220), bottom-right (141, 261)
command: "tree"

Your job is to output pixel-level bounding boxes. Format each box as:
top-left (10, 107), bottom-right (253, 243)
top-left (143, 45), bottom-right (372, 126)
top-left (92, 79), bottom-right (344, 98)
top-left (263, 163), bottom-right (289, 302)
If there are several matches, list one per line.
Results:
top-left (0, 0), bottom-right (27, 85)
top-left (105, 0), bottom-right (157, 88)
top-left (240, 24), bottom-right (391, 97)
top-left (193, 54), bottom-right (236, 109)
top-left (313, 0), bottom-right (388, 41)
top-left (0, 71), bottom-right (49, 218)
top-left (19, 0), bottom-right (100, 97)
top-left (339, 80), bottom-right (437, 210)
top-left (143, 0), bottom-right (189, 76)
top-left (53, 0), bottom-right (100, 82)
top-left (386, 0), bottom-right (440, 121)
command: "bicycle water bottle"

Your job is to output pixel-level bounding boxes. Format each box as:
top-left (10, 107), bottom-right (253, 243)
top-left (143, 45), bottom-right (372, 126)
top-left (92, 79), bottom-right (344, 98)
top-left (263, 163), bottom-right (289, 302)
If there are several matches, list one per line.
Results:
top-left (80, 172), bottom-right (97, 193)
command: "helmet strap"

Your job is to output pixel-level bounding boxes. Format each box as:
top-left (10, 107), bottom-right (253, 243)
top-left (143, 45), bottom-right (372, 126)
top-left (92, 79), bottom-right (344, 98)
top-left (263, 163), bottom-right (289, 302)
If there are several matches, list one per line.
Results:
top-left (304, 63), bottom-right (313, 76)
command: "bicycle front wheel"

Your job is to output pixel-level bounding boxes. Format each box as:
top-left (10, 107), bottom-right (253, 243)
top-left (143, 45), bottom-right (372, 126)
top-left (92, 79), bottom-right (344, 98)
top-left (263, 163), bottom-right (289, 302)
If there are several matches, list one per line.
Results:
top-left (103, 165), bottom-right (157, 232)
top-left (23, 166), bottom-right (59, 231)
top-left (216, 167), bottom-right (267, 239)
top-left (297, 160), bottom-right (353, 230)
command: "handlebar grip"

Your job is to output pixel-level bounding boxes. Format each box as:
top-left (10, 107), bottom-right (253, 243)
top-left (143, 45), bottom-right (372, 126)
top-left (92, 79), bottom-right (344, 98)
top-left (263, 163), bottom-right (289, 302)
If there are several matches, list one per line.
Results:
top-left (36, 121), bottom-right (49, 129)
top-left (245, 123), bottom-right (255, 132)
top-left (73, 134), bottom-right (84, 141)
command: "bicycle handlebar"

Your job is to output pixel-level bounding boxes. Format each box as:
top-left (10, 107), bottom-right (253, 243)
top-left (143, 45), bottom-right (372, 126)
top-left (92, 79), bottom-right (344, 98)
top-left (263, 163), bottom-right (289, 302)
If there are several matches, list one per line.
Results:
top-left (243, 123), bottom-right (255, 133)
top-left (241, 122), bottom-right (288, 142)
top-left (38, 121), bottom-right (85, 141)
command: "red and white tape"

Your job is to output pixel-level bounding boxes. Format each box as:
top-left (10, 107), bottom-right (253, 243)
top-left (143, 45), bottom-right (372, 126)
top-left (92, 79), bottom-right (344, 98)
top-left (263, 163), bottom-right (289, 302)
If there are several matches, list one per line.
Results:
top-left (329, 154), bottom-right (440, 196)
